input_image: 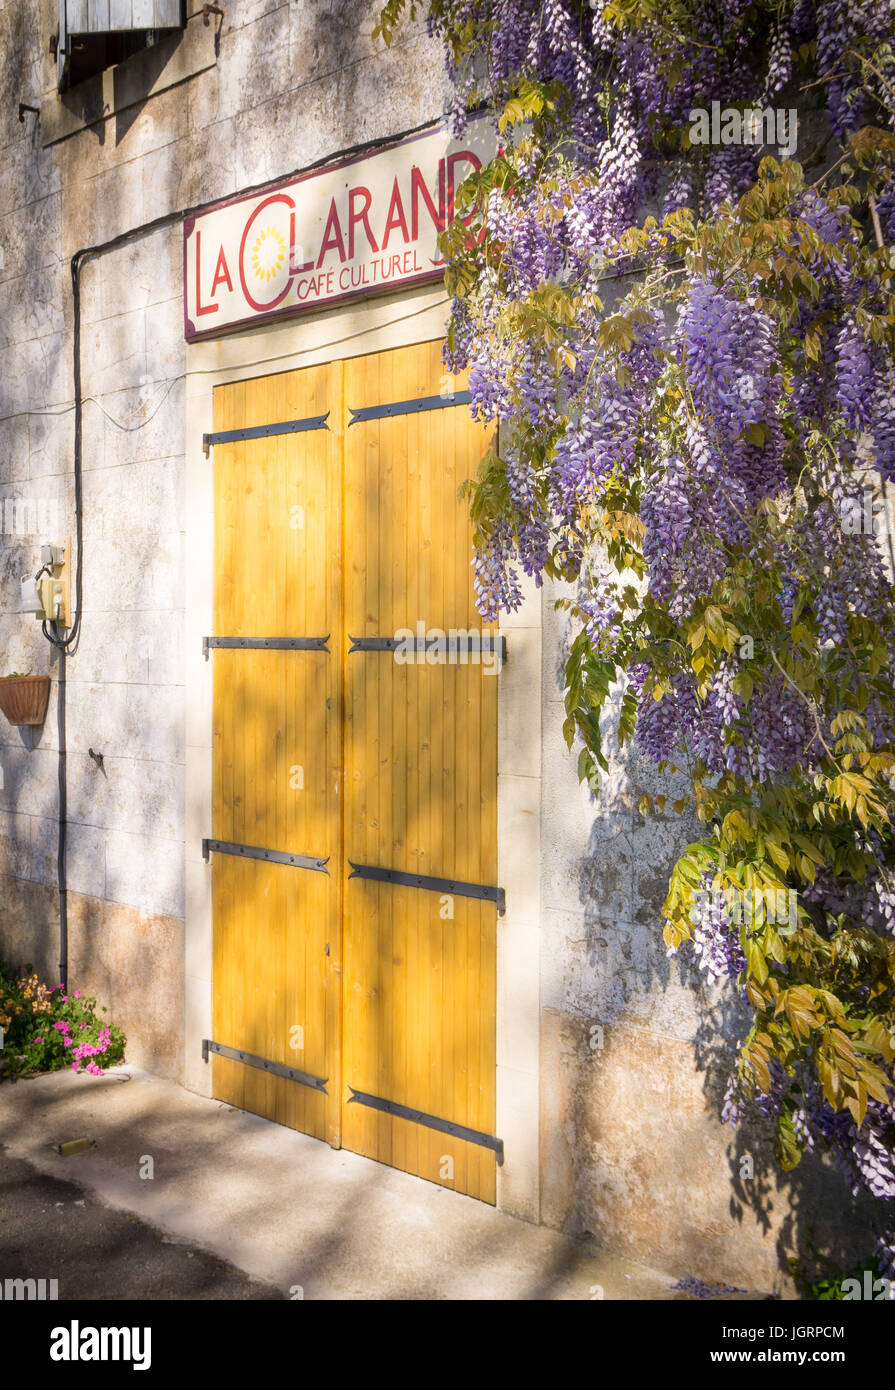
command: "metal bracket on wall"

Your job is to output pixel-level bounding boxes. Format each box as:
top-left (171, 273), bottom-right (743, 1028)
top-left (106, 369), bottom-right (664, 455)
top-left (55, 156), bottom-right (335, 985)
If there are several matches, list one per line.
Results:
top-left (347, 1086), bottom-right (504, 1162)
top-left (203, 635), bottom-right (330, 659)
top-left (347, 633), bottom-right (506, 660)
top-left (203, 839), bottom-right (330, 874)
top-left (347, 391), bottom-right (472, 426)
top-left (203, 1039), bottom-right (328, 1094)
top-left (202, 412), bottom-right (330, 456)
top-left (348, 860), bottom-right (505, 915)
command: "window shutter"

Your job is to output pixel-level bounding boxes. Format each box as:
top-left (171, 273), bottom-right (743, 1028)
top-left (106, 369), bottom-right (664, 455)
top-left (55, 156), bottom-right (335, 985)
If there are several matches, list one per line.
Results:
top-left (64, 0), bottom-right (182, 33)
top-left (57, 0), bottom-right (185, 89)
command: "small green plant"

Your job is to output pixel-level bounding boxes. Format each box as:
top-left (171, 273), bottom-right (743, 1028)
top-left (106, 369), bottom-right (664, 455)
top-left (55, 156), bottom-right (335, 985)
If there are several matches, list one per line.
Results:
top-left (4, 671), bottom-right (30, 678)
top-left (0, 961), bottom-right (126, 1079)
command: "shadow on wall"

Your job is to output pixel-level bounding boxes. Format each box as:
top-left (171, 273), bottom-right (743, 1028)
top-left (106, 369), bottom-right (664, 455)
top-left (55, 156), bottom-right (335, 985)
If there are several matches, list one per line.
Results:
top-left (693, 995), bottom-right (883, 1292)
top-left (547, 597), bottom-right (883, 1293)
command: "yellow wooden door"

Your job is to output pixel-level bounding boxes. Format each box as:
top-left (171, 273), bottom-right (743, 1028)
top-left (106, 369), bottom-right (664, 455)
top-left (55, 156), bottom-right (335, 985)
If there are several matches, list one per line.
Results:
top-left (341, 341), bottom-right (499, 1203)
top-left (211, 341), bottom-right (499, 1201)
top-left (211, 361), bottom-right (344, 1146)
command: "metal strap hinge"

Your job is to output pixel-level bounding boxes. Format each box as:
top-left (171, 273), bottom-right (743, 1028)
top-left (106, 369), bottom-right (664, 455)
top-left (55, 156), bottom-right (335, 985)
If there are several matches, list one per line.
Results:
top-left (203, 635), bottom-right (330, 659)
top-left (348, 1087), bottom-right (503, 1162)
top-left (203, 412), bottom-right (330, 456)
top-left (348, 391), bottom-right (472, 426)
top-left (203, 1039), bottom-right (327, 1094)
top-left (348, 861), bottom-right (505, 915)
top-left (203, 839), bottom-right (329, 874)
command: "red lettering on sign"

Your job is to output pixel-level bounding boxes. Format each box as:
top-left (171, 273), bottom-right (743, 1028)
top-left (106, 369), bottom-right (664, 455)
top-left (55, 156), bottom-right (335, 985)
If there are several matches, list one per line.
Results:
top-left (410, 162), bottom-right (446, 239)
top-left (381, 178), bottom-right (410, 250)
top-left (317, 198), bottom-right (347, 267)
top-left (210, 245), bottom-right (233, 295)
top-left (347, 186), bottom-right (379, 259)
top-left (238, 193), bottom-right (296, 313)
top-left (289, 211), bottom-right (314, 274)
top-left (195, 231), bottom-right (219, 316)
top-left (446, 150), bottom-right (482, 219)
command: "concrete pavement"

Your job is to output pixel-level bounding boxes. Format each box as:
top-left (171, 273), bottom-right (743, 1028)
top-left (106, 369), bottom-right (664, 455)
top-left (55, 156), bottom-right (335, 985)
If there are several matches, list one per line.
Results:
top-left (0, 1066), bottom-right (684, 1300)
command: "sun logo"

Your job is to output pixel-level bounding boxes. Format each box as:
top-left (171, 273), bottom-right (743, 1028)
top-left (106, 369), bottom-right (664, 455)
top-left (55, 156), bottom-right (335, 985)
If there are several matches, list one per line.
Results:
top-left (250, 225), bottom-right (286, 282)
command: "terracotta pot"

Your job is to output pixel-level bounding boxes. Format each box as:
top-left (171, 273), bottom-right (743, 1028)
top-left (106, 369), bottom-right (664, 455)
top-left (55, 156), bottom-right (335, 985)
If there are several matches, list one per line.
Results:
top-left (0, 675), bottom-right (51, 726)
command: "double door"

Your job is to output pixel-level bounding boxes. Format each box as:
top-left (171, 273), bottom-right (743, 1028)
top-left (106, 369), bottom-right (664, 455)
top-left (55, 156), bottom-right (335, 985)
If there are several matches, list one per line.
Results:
top-left (210, 340), bottom-right (501, 1201)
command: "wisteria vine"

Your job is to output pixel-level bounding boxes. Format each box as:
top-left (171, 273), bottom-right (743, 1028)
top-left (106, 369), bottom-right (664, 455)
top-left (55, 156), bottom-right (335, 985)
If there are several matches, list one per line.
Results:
top-left (376, 0), bottom-right (895, 1275)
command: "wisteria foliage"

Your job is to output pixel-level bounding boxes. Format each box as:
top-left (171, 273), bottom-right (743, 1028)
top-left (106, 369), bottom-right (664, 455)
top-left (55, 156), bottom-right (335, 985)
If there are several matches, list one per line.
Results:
top-left (375, 1), bottom-right (895, 1256)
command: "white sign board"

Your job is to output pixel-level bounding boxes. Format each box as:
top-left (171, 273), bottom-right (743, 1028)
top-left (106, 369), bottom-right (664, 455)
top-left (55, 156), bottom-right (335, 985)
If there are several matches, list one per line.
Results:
top-left (183, 115), bottom-right (495, 340)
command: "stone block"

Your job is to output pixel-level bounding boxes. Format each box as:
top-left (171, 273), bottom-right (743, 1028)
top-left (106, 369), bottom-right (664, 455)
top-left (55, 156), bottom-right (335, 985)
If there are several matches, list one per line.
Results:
top-left (104, 826), bottom-right (185, 918)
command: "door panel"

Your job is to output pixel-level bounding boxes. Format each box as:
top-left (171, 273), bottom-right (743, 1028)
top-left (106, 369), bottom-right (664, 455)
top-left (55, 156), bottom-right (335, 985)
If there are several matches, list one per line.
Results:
top-left (341, 341), bottom-right (499, 1202)
top-left (212, 361), bottom-right (343, 1146)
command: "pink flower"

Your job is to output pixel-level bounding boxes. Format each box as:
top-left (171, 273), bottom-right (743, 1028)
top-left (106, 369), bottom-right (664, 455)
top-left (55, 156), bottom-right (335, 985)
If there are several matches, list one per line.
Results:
top-left (71, 1062), bottom-right (78, 1072)
top-left (33, 1037), bottom-right (43, 1044)
top-left (80, 1022), bottom-right (88, 1030)
top-left (61, 995), bottom-right (68, 1002)
top-left (74, 990), bottom-right (82, 999)
top-left (64, 1039), bottom-right (73, 1048)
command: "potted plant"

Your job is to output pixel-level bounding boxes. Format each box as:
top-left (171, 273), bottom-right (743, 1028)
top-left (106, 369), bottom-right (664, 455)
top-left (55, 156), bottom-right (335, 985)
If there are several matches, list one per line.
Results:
top-left (0, 671), bottom-right (51, 726)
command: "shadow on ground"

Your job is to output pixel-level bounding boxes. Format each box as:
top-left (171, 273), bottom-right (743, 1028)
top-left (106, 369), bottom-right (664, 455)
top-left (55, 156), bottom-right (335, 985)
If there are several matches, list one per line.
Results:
top-left (0, 1142), bottom-right (285, 1301)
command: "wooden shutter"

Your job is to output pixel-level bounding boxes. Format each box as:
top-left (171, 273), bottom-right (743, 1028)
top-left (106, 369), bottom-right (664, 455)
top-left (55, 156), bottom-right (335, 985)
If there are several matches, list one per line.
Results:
top-left (57, 0), bottom-right (184, 89)
top-left (63, 0), bottom-right (182, 32)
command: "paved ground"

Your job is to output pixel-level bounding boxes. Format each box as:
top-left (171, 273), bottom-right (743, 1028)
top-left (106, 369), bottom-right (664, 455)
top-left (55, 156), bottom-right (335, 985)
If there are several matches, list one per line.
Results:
top-left (0, 1066), bottom-right (682, 1300)
top-left (0, 1148), bottom-right (285, 1300)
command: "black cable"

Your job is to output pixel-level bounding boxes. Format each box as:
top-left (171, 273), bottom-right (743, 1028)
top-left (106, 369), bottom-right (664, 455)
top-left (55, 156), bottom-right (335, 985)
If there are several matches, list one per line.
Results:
top-left (56, 635), bottom-right (67, 989)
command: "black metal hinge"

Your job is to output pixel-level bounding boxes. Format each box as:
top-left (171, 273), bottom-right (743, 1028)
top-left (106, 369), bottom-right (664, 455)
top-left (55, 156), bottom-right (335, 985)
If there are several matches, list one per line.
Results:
top-left (203, 412), bottom-right (330, 456)
top-left (348, 861), bottom-right (505, 915)
top-left (348, 391), bottom-right (472, 426)
top-left (203, 635), bottom-right (330, 659)
top-left (203, 839), bottom-right (330, 874)
top-left (347, 1086), bottom-right (503, 1163)
top-left (203, 1039), bottom-right (327, 1095)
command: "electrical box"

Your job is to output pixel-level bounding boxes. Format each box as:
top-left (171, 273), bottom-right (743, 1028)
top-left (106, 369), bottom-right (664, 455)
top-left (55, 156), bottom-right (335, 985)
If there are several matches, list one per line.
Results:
top-left (28, 540), bottom-right (70, 627)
